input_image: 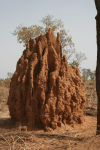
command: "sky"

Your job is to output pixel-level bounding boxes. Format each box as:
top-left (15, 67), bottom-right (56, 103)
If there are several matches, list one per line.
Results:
top-left (0, 0), bottom-right (97, 79)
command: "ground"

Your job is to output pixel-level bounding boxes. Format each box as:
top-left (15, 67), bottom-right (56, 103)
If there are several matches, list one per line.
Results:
top-left (0, 79), bottom-right (100, 150)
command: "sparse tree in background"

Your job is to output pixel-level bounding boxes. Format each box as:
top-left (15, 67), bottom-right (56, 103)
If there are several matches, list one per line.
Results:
top-left (69, 51), bottom-right (87, 70)
top-left (81, 68), bottom-right (96, 83)
top-left (5, 68), bottom-right (96, 83)
top-left (10, 14), bottom-right (87, 70)
top-left (0, 78), bottom-right (5, 81)
top-left (89, 70), bottom-right (96, 81)
top-left (81, 68), bottom-right (91, 82)
top-left (6, 72), bottom-right (13, 81)
top-left (10, 14), bottom-right (96, 85)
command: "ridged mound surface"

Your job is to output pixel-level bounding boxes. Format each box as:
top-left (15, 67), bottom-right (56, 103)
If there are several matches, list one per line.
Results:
top-left (7, 28), bottom-right (86, 131)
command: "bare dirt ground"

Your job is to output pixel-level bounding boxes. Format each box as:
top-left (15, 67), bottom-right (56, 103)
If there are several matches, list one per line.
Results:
top-left (0, 79), bottom-right (100, 150)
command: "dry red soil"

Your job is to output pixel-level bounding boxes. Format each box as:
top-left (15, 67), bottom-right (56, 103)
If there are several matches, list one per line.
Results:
top-left (0, 80), bottom-right (100, 150)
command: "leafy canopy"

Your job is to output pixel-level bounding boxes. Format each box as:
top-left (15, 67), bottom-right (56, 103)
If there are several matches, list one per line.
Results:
top-left (10, 14), bottom-right (89, 77)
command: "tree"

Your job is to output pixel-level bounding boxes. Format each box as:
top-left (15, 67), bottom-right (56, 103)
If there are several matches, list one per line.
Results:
top-left (89, 70), bottom-right (96, 81)
top-left (0, 78), bottom-right (5, 81)
top-left (10, 14), bottom-right (87, 69)
top-left (69, 51), bottom-right (87, 70)
top-left (10, 24), bottom-right (44, 47)
top-left (80, 68), bottom-right (96, 83)
top-left (6, 72), bottom-right (13, 81)
top-left (81, 68), bottom-right (91, 83)
top-left (94, 0), bottom-right (100, 135)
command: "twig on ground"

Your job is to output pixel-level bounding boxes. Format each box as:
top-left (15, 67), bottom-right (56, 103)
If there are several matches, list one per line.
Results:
top-left (0, 134), bottom-right (11, 150)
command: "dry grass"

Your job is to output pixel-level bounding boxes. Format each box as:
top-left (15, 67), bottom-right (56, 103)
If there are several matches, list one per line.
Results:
top-left (0, 79), bottom-right (99, 150)
top-left (84, 80), bottom-right (97, 116)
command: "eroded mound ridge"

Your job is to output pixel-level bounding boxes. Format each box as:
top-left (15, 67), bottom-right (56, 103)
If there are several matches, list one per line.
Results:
top-left (7, 28), bottom-right (86, 131)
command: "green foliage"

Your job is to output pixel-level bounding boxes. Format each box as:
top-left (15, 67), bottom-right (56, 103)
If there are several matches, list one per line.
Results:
top-left (69, 52), bottom-right (87, 70)
top-left (81, 68), bottom-right (91, 82)
top-left (10, 14), bottom-right (87, 69)
top-left (81, 68), bottom-right (96, 83)
top-left (89, 70), bottom-right (96, 81)
top-left (10, 24), bottom-right (44, 47)
top-left (39, 14), bottom-right (64, 34)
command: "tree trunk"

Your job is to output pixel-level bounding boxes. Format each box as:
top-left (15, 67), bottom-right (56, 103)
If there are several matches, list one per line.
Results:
top-left (95, 12), bottom-right (100, 135)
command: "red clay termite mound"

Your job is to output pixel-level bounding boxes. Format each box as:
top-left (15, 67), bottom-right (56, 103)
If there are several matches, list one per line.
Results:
top-left (7, 28), bottom-right (86, 131)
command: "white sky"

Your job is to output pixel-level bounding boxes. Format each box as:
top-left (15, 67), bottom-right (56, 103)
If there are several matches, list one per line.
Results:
top-left (0, 0), bottom-right (97, 79)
